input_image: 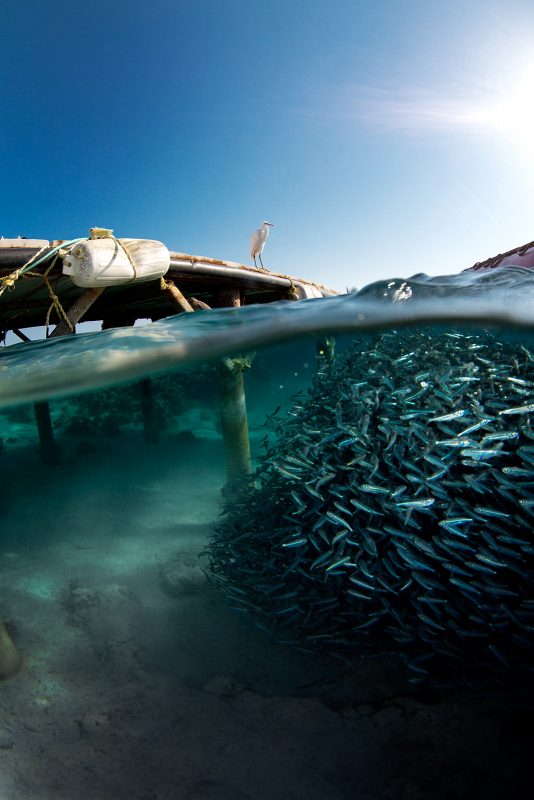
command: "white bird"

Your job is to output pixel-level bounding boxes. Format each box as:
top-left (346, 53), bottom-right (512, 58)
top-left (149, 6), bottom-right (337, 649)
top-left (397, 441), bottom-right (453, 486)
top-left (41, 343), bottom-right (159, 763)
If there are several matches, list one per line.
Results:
top-left (250, 221), bottom-right (274, 269)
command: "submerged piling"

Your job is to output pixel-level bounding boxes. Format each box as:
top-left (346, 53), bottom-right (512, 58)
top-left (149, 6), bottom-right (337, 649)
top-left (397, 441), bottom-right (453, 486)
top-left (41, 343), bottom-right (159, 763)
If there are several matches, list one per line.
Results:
top-left (216, 289), bottom-right (252, 489)
top-left (217, 356), bottom-right (252, 487)
top-left (0, 622), bottom-right (22, 680)
top-left (140, 378), bottom-right (159, 443)
top-left (33, 288), bottom-right (105, 464)
top-left (162, 281), bottom-right (252, 487)
top-left (34, 401), bottom-right (60, 465)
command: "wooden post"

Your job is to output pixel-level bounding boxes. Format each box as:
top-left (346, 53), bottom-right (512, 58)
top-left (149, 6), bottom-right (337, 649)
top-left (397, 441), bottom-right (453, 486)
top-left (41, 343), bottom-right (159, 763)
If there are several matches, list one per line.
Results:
top-left (217, 357), bottom-right (252, 487)
top-left (12, 328), bottom-right (30, 342)
top-left (189, 297), bottom-right (211, 310)
top-left (0, 622), bottom-right (22, 681)
top-left (34, 287), bottom-right (105, 464)
top-left (218, 288), bottom-right (242, 309)
top-left (161, 280), bottom-right (252, 487)
top-left (140, 378), bottom-right (159, 443)
top-left (216, 289), bottom-right (252, 490)
top-left (34, 401), bottom-right (61, 465)
top-left (161, 278), bottom-right (194, 313)
top-left (100, 317), bottom-right (157, 446)
top-left (101, 315), bottom-right (136, 330)
top-left (50, 287), bottom-right (104, 338)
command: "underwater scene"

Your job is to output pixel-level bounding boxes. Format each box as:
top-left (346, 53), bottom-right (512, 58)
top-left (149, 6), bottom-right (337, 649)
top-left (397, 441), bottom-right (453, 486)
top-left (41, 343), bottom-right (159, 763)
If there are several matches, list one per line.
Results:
top-left (0, 268), bottom-right (533, 799)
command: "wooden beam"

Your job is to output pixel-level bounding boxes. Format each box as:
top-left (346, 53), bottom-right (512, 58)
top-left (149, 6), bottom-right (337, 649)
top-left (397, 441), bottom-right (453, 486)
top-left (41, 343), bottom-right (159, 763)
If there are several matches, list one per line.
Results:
top-left (189, 297), bottom-right (211, 310)
top-left (101, 315), bottom-right (137, 330)
top-left (161, 278), bottom-right (194, 313)
top-left (12, 328), bottom-right (30, 342)
top-left (50, 287), bottom-right (104, 338)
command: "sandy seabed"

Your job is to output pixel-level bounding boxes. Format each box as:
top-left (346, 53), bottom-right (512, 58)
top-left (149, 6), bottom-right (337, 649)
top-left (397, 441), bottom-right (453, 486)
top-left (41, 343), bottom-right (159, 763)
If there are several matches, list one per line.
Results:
top-left (0, 425), bottom-right (532, 800)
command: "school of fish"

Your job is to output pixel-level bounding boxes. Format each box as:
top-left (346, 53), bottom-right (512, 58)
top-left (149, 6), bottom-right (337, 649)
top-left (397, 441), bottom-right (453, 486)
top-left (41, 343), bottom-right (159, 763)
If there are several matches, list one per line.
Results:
top-left (208, 328), bottom-right (534, 685)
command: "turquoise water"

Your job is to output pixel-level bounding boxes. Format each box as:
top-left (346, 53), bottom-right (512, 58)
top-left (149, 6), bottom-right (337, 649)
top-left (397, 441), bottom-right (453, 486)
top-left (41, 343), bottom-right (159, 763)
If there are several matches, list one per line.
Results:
top-left (0, 266), bottom-right (532, 799)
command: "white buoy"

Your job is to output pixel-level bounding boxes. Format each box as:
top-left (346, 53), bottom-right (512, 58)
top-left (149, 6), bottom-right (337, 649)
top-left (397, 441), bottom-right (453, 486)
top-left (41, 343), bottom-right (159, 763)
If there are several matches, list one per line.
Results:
top-left (62, 230), bottom-right (170, 287)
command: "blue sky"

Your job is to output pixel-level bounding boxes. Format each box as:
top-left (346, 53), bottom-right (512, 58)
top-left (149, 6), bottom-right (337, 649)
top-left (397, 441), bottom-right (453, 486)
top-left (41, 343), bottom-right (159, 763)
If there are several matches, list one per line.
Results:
top-left (2, 0), bottom-right (534, 291)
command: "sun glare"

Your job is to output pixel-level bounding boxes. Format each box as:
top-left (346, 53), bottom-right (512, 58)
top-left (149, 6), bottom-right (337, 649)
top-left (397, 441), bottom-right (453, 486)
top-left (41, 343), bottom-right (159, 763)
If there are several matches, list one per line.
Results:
top-left (486, 61), bottom-right (534, 159)
top-left (348, 56), bottom-right (534, 164)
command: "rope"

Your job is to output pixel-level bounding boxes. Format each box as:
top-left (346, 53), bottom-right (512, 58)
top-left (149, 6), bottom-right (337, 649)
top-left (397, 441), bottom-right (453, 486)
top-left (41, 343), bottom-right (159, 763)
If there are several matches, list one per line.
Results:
top-left (44, 281), bottom-right (74, 336)
top-left (0, 242), bottom-right (49, 298)
top-left (26, 255), bottom-right (74, 336)
top-left (0, 237), bottom-right (86, 298)
top-left (287, 280), bottom-right (299, 300)
top-left (0, 237), bottom-right (87, 335)
top-left (116, 238), bottom-right (138, 283)
top-left (87, 233), bottom-right (137, 284)
top-left (0, 268), bottom-right (22, 297)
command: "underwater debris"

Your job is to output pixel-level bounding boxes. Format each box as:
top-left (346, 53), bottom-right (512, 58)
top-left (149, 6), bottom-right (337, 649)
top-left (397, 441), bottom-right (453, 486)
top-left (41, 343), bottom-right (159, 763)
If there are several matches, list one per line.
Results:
top-left (208, 328), bottom-right (534, 685)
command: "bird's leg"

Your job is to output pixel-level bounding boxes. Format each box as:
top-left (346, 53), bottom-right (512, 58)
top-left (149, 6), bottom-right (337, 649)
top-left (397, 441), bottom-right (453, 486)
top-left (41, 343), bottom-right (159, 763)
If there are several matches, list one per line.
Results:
top-left (253, 256), bottom-right (257, 267)
top-left (259, 254), bottom-right (264, 269)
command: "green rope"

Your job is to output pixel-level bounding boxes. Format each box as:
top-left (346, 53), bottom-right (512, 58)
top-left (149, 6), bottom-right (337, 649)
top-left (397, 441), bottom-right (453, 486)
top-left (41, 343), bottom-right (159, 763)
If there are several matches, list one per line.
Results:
top-left (0, 236), bottom-right (87, 297)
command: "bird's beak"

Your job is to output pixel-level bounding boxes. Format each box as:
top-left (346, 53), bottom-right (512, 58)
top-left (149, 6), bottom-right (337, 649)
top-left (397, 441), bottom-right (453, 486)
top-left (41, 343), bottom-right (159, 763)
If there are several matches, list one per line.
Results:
top-left (265, 222), bottom-right (274, 226)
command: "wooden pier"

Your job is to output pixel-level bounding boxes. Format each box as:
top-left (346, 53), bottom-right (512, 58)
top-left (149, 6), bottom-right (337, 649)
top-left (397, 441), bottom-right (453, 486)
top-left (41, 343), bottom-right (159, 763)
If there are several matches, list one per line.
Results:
top-left (0, 237), bottom-right (334, 330)
top-left (0, 234), bottom-right (336, 483)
